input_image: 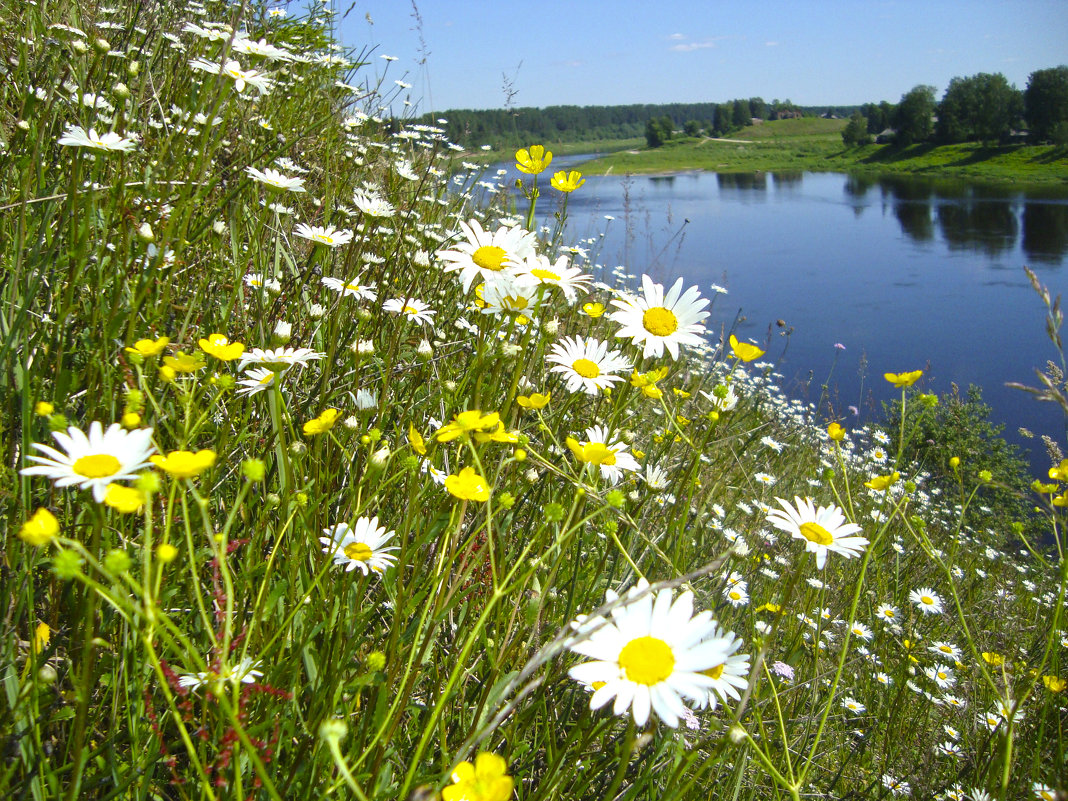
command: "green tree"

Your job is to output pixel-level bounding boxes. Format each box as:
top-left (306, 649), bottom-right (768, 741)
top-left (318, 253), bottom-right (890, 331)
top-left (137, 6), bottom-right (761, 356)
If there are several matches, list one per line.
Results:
top-left (748, 97), bottom-right (768, 120)
top-left (684, 119), bottom-right (701, 137)
top-left (841, 110), bottom-right (871, 147)
top-left (938, 73), bottom-right (1021, 143)
top-left (713, 103), bottom-right (734, 135)
top-left (893, 85), bottom-right (936, 145)
top-left (733, 98), bottom-right (751, 126)
top-left (644, 117), bottom-right (668, 147)
top-left (1025, 66), bottom-right (1068, 142)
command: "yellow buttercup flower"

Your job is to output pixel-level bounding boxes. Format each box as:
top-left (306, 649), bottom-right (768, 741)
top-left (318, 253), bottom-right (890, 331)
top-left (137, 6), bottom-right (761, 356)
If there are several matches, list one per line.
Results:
top-left (827, 422), bottom-right (845, 441)
top-left (550, 169), bottom-right (585, 193)
top-left (198, 333), bottom-right (245, 361)
top-left (729, 334), bottom-right (764, 362)
top-left (126, 336), bottom-right (170, 358)
top-left (515, 145), bottom-right (552, 175)
top-left (442, 752), bottom-right (513, 801)
top-left (35, 401), bottom-right (54, 416)
top-left (582, 302), bottom-right (605, 318)
top-left (474, 423), bottom-right (520, 444)
top-left (151, 449), bottom-right (216, 478)
top-left (104, 483), bottom-right (147, 513)
top-left (884, 370), bottom-right (922, 388)
top-left (408, 424), bottom-right (427, 456)
top-left (1048, 459), bottom-right (1068, 482)
top-left (19, 508), bottom-right (60, 547)
top-left (516, 392), bottom-right (550, 410)
top-left (864, 471), bottom-right (900, 491)
top-left (162, 351), bottom-right (206, 373)
top-left (444, 467), bottom-right (490, 502)
top-left (436, 410), bottom-right (500, 442)
top-left (981, 652), bottom-right (1004, 666)
top-left (33, 622), bottom-right (51, 654)
top-left (303, 408), bottom-right (341, 436)
top-left (1042, 675), bottom-right (1066, 692)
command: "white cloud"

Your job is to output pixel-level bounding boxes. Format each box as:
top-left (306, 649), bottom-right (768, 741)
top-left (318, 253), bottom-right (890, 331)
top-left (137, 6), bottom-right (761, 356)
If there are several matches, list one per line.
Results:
top-left (765, 41), bottom-right (779, 47)
top-left (670, 40), bottom-right (717, 52)
top-left (668, 33), bottom-right (685, 40)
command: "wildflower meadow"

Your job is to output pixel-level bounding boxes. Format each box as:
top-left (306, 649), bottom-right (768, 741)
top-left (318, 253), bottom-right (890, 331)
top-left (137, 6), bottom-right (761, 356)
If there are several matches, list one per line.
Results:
top-left (1, 2), bottom-right (1066, 800)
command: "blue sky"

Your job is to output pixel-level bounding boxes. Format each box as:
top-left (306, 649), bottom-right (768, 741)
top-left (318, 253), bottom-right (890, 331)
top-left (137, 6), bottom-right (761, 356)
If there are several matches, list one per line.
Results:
top-left (337, 0), bottom-right (1068, 113)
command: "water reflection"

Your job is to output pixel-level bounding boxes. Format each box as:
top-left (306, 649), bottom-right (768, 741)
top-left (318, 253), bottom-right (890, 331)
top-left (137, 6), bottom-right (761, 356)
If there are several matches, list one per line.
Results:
top-left (841, 175), bottom-right (1068, 262)
top-left (717, 172), bottom-right (767, 191)
top-left (936, 203), bottom-right (1017, 255)
top-left (1023, 203), bottom-right (1068, 264)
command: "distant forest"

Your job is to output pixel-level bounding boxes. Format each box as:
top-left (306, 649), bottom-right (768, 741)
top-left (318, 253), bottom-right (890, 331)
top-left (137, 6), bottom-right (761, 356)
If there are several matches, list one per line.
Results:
top-left (418, 100), bottom-right (858, 149)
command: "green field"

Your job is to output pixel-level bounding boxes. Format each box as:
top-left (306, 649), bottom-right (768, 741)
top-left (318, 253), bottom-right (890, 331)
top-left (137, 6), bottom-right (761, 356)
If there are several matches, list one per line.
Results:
top-left (567, 118), bottom-right (1068, 184)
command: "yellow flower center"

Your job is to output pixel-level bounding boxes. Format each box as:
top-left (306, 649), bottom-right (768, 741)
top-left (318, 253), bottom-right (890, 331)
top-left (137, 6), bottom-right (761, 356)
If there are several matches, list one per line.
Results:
top-left (729, 591), bottom-right (742, 601)
top-left (883, 609), bottom-right (895, 618)
top-left (73, 454), bottom-right (121, 478)
top-left (315, 233), bottom-right (335, 245)
top-left (572, 358), bottom-right (600, 379)
top-left (501, 295), bottom-right (528, 310)
top-left (921, 596), bottom-right (934, 605)
top-left (344, 283), bottom-right (362, 291)
top-left (799, 521), bottom-right (834, 546)
top-left (403, 305), bottom-right (418, 315)
top-left (937, 670), bottom-right (948, 680)
top-left (703, 663), bottom-right (725, 680)
top-left (618, 636), bottom-right (675, 685)
top-left (344, 542), bottom-right (373, 562)
top-left (531, 268), bottom-right (561, 282)
top-left (472, 245), bottom-right (507, 272)
top-left (939, 645), bottom-right (952, 653)
top-left (642, 306), bottom-right (679, 337)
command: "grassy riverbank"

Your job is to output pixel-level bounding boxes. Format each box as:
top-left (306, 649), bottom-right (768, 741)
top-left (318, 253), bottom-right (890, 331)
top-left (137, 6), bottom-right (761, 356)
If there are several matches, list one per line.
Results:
top-left (571, 118), bottom-right (1068, 185)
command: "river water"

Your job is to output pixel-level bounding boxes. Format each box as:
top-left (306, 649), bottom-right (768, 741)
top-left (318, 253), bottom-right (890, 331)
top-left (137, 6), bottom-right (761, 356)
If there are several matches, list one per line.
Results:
top-left (484, 160), bottom-right (1068, 474)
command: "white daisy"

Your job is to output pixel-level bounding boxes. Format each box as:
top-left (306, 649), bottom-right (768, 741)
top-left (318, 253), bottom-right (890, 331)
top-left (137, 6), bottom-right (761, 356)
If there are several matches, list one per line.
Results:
top-left (238, 346), bottom-right (323, 372)
top-left (925, 664), bottom-right (956, 689)
top-left (515, 253), bottom-right (591, 304)
top-left (190, 57), bottom-right (273, 95)
top-left (244, 272), bottom-right (282, 293)
top-left (352, 189), bottom-right (395, 218)
top-left (236, 367), bottom-right (278, 396)
top-left (909, 587), bottom-right (944, 615)
top-left (321, 276), bottom-right (377, 301)
top-left (178, 656), bottom-right (263, 692)
top-left (546, 336), bottom-right (631, 395)
top-left (319, 517), bottom-right (398, 576)
top-left (608, 274), bottom-right (709, 360)
top-left (21, 422), bottom-right (156, 503)
top-left (567, 579), bottom-right (738, 727)
top-left (230, 36), bottom-right (295, 62)
top-left (691, 623), bottom-right (749, 710)
top-left (246, 166), bottom-right (305, 193)
top-left (765, 497), bottom-right (869, 570)
top-left (478, 275), bottom-right (543, 317)
top-left (383, 297), bottom-right (436, 326)
top-left (57, 124), bottom-right (137, 152)
top-left (437, 219), bottom-right (537, 293)
top-left (294, 223), bottom-right (353, 247)
top-left (875, 603), bottom-right (900, 623)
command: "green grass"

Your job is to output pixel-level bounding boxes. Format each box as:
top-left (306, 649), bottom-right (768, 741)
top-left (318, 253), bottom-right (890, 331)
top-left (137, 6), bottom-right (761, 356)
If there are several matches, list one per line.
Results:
top-left (2, 2), bottom-right (1067, 800)
top-left (574, 119), bottom-right (1068, 184)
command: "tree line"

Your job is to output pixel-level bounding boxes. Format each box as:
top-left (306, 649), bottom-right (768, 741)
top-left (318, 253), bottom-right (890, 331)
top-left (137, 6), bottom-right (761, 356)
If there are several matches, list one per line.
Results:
top-left (841, 65), bottom-right (1068, 148)
top-left (420, 99), bottom-right (851, 150)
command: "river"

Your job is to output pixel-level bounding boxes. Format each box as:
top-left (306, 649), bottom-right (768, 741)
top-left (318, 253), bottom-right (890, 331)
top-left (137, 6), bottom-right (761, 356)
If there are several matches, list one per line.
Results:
top-left (478, 160), bottom-right (1068, 475)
